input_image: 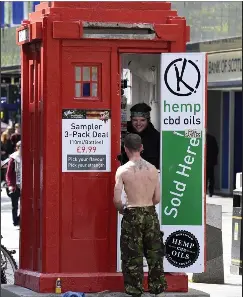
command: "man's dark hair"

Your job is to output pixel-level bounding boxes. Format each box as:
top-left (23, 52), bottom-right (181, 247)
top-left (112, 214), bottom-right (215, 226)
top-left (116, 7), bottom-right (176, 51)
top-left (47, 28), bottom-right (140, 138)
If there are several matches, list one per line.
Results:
top-left (130, 103), bottom-right (151, 120)
top-left (124, 133), bottom-right (142, 152)
top-left (130, 103), bottom-right (151, 113)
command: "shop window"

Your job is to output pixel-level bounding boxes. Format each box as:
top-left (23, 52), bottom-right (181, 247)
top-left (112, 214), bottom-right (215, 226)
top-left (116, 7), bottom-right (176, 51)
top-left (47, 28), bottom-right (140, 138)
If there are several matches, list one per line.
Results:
top-left (74, 65), bottom-right (99, 100)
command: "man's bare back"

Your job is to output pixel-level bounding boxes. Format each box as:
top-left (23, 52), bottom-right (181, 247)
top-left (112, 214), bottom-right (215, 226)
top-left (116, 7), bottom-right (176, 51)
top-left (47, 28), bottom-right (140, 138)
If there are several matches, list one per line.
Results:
top-left (115, 158), bottom-right (160, 208)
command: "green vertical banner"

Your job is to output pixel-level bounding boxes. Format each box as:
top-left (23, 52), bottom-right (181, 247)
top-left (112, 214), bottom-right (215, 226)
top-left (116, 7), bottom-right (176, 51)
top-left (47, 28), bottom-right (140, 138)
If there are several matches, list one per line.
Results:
top-left (161, 53), bottom-right (206, 272)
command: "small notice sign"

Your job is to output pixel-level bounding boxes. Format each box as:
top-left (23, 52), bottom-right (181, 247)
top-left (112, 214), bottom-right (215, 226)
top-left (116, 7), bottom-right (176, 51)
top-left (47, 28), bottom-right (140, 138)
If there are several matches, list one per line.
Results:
top-left (18, 28), bottom-right (29, 43)
top-left (62, 109), bottom-right (111, 172)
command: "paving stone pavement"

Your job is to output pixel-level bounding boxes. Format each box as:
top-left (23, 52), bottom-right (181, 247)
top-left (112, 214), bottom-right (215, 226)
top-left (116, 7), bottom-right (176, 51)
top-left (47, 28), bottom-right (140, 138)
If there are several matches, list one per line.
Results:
top-left (187, 195), bottom-right (242, 297)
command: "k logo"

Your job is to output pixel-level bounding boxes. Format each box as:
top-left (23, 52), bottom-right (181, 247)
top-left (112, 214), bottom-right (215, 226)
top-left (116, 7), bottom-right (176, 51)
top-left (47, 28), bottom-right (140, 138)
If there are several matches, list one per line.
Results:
top-left (164, 58), bottom-right (201, 97)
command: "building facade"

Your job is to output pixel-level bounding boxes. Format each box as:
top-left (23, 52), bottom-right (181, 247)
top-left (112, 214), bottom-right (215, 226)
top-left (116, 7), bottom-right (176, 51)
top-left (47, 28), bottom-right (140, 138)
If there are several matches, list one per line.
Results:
top-left (1, 1), bottom-right (40, 124)
top-left (172, 2), bottom-right (242, 43)
top-left (0, 1), bottom-right (39, 27)
top-left (188, 37), bottom-right (242, 195)
top-left (1, 1), bottom-right (40, 81)
top-left (1, 1), bottom-right (242, 79)
top-left (173, 1), bottom-right (242, 195)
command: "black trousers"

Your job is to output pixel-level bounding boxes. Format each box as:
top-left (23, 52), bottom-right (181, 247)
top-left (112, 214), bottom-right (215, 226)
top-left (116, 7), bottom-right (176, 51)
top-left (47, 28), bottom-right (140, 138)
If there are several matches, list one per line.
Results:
top-left (1, 168), bottom-right (6, 182)
top-left (7, 187), bottom-right (21, 226)
top-left (206, 165), bottom-right (215, 196)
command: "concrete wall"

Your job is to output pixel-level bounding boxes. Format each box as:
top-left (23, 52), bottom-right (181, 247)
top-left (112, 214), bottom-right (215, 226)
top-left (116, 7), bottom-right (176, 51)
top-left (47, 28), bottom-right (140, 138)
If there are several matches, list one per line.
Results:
top-left (192, 203), bottom-right (224, 284)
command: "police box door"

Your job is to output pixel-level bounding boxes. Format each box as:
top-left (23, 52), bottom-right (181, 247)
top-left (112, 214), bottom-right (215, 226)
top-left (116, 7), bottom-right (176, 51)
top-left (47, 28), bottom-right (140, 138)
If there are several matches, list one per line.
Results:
top-left (60, 46), bottom-right (120, 273)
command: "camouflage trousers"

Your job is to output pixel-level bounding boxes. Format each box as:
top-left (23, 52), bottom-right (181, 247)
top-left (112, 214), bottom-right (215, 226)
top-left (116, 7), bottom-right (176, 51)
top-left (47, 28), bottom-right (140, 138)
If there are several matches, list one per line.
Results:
top-left (120, 206), bottom-right (167, 297)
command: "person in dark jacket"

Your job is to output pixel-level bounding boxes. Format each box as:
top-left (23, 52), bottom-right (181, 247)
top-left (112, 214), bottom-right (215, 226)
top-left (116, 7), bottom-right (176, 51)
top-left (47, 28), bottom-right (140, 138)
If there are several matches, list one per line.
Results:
top-left (119, 103), bottom-right (160, 169)
top-left (206, 133), bottom-right (219, 197)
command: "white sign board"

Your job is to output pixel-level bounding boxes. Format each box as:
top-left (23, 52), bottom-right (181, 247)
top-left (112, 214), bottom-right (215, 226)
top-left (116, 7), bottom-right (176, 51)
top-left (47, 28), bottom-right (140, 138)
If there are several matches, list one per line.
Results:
top-left (62, 109), bottom-right (111, 172)
top-left (207, 50), bottom-right (242, 83)
top-left (161, 53), bottom-right (204, 132)
top-left (18, 28), bottom-right (29, 43)
top-left (161, 53), bottom-right (206, 273)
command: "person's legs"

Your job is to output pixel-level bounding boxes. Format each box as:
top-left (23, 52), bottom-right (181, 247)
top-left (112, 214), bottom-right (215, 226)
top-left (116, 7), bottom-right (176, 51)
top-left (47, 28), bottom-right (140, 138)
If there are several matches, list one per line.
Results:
top-left (1, 168), bottom-right (5, 181)
top-left (10, 189), bottom-right (20, 226)
top-left (1, 168), bottom-right (7, 187)
top-left (143, 207), bottom-right (167, 295)
top-left (120, 208), bottom-right (144, 297)
top-left (208, 166), bottom-right (215, 196)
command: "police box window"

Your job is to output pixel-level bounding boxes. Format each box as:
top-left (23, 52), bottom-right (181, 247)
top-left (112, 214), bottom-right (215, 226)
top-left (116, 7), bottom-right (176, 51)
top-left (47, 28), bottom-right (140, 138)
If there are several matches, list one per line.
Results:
top-left (74, 65), bottom-right (100, 100)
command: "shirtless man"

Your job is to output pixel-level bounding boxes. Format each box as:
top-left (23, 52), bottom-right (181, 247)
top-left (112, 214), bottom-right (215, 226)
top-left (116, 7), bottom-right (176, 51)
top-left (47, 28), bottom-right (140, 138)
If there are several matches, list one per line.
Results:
top-left (114, 133), bottom-right (167, 297)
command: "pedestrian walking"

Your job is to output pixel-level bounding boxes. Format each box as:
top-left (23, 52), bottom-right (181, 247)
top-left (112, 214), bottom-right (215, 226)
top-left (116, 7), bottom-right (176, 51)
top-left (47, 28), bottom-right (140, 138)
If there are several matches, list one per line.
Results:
top-left (6, 141), bottom-right (22, 227)
top-left (114, 133), bottom-right (167, 297)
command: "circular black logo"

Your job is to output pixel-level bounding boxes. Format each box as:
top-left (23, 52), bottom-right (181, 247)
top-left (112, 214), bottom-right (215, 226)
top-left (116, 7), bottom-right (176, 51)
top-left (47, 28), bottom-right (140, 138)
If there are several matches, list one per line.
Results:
top-left (165, 230), bottom-right (200, 268)
top-left (164, 58), bottom-right (201, 97)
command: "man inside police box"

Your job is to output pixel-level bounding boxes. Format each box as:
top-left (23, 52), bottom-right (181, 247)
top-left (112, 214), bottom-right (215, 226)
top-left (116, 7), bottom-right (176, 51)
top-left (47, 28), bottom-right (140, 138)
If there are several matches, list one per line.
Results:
top-left (119, 103), bottom-right (160, 169)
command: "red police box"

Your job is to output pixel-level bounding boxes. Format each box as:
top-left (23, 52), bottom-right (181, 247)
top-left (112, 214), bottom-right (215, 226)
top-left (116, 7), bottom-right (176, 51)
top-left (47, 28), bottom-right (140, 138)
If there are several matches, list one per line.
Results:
top-left (16, 1), bottom-right (190, 293)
